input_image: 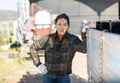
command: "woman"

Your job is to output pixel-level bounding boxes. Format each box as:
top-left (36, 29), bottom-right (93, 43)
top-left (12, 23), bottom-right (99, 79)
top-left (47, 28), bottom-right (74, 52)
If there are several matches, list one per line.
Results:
top-left (30, 13), bottom-right (86, 83)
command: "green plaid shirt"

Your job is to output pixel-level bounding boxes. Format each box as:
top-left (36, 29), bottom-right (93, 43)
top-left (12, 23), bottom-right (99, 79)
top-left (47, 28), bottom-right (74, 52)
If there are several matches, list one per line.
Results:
top-left (30, 32), bottom-right (86, 75)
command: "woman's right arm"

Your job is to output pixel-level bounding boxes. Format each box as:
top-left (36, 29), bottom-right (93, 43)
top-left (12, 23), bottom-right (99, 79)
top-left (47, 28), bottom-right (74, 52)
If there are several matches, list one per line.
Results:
top-left (29, 36), bottom-right (49, 67)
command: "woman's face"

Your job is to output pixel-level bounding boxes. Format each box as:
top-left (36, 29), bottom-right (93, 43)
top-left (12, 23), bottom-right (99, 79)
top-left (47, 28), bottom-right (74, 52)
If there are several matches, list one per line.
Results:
top-left (56, 18), bottom-right (68, 35)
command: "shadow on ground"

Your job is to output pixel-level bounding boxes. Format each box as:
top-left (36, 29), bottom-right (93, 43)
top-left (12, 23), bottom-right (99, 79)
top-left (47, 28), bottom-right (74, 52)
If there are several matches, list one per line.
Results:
top-left (70, 74), bottom-right (90, 83)
top-left (18, 72), bottom-right (42, 83)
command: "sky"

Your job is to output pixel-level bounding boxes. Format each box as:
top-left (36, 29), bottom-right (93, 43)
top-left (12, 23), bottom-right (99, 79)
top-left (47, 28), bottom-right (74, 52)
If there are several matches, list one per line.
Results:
top-left (0, 0), bottom-right (18, 11)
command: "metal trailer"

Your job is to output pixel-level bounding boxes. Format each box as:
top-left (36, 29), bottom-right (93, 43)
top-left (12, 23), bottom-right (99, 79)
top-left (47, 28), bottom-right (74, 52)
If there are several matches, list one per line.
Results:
top-left (87, 29), bottom-right (120, 83)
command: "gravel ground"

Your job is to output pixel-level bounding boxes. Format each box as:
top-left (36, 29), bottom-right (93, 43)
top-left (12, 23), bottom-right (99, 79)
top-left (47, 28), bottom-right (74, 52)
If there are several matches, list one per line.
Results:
top-left (0, 52), bottom-right (90, 83)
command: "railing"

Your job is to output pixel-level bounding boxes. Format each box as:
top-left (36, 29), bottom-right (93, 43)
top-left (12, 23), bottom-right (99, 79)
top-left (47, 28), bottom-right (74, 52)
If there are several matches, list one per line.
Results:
top-left (0, 21), bottom-right (14, 44)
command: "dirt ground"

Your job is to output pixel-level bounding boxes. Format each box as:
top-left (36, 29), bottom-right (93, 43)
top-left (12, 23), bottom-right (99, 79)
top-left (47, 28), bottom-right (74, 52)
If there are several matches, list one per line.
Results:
top-left (0, 52), bottom-right (89, 83)
top-left (71, 52), bottom-right (89, 83)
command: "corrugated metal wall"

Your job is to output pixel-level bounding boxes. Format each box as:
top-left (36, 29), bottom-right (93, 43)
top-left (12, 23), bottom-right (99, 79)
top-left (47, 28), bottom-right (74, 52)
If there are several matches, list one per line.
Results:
top-left (87, 29), bottom-right (120, 83)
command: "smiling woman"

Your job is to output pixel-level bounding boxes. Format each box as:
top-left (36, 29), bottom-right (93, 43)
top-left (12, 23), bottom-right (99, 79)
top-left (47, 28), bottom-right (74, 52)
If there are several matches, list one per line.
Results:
top-left (0, 0), bottom-right (18, 11)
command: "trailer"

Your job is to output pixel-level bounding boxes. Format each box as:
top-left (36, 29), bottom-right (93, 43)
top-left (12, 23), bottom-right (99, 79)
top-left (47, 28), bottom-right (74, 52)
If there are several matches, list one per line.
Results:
top-left (87, 28), bottom-right (120, 83)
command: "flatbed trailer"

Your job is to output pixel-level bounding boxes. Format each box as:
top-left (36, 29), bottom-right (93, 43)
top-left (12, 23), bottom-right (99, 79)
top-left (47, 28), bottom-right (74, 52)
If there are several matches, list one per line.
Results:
top-left (87, 29), bottom-right (120, 83)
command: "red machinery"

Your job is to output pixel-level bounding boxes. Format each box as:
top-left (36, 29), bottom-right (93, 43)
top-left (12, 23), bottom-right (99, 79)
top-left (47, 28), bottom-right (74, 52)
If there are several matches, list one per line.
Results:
top-left (26, 3), bottom-right (52, 42)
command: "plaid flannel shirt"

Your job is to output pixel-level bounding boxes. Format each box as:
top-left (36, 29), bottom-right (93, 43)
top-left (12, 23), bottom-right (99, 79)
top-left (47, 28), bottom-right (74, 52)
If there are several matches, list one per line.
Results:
top-left (30, 32), bottom-right (86, 75)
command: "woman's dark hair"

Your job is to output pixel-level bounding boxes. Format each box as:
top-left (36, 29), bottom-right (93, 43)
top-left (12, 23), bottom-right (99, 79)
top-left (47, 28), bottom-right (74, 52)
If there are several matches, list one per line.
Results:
top-left (55, 13), bottom-right (70, 27)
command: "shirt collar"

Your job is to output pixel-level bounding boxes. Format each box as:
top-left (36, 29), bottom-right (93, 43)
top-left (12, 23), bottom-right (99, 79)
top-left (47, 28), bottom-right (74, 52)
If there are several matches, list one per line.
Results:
top-left (54, 31), bottom-right (69, 39)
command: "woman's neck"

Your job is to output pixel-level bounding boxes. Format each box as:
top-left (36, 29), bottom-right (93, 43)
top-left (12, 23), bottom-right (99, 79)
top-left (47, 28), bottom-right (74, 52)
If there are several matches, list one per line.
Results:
top-left (57, 33), bottom-right (64, 41)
